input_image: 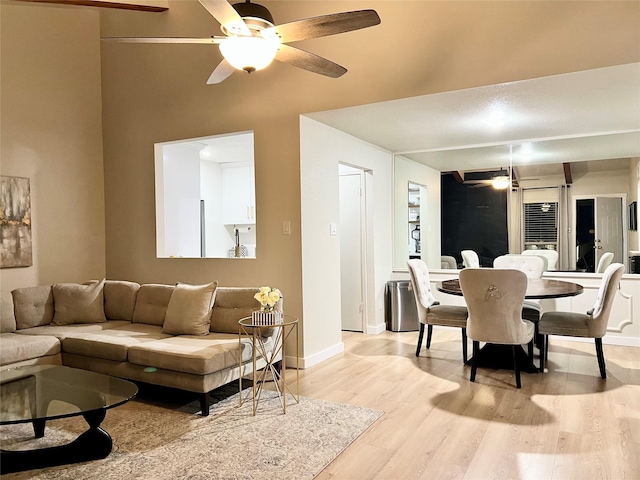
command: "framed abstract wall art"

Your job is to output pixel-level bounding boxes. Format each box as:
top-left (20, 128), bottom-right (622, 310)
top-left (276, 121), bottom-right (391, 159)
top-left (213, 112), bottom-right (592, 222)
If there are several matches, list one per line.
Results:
top-left (0, 176), bottom-right (32, 268)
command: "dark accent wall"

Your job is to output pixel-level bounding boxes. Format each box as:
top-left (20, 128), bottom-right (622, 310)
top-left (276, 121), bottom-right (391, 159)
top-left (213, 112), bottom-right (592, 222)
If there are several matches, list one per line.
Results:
top-left (441, 174), bottom-right (508, 267)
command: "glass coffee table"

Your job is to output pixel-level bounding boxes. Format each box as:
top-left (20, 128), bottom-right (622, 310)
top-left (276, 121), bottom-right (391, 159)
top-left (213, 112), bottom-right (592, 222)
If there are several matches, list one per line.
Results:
top-left (0, 365), bottom-right (137, 474)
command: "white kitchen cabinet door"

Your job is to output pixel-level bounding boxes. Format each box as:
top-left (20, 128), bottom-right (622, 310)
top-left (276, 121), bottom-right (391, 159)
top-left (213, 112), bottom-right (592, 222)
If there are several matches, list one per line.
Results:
top-left (222, 165), bottom-right (255, 225)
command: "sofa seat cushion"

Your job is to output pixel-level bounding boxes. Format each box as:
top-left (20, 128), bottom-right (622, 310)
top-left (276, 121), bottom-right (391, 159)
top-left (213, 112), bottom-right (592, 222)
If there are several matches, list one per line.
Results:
top-left (0, 333), bottom-right (60, 366)
top-left (14, 320), bottom-right (131, 341)
top-left (127, 333), bottom-right (270, 376)
top-left (62, 324), bottom-right (171, 362)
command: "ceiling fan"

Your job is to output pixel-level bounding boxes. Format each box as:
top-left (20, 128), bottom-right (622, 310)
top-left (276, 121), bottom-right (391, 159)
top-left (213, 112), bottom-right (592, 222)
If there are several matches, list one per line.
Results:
top-left (102, 0), bottom-right (381, 84)
top-left (460, 169), bottom-right (512, 189)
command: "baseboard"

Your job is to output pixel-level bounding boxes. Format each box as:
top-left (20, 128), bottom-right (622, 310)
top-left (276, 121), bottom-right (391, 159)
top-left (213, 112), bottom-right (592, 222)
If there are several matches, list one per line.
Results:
top-left (366, 323), bottom-right (387, 335)
top-left (548, 334), bottom-right (640, 348)
top-left (286, 341), bottom-right (345, 369)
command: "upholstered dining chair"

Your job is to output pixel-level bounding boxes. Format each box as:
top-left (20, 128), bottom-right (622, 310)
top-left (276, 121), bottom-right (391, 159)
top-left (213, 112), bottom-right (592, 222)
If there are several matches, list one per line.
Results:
top-left (461, 250), bottom-right (480, 268)
top-left (522, 249), bottom-right (558, 270)
top-left (538, 262), bottom-right (624, 379)
top-left (459, 268), bottom-right (534, 388)
top-left (407, 260), bottom-right (469, 362)
top-left (595, 252), bottom-right (614, 273)
top-left (441, 255), bottom-right (458, 269)
top-left (493, 254), bottom-right (545, 325)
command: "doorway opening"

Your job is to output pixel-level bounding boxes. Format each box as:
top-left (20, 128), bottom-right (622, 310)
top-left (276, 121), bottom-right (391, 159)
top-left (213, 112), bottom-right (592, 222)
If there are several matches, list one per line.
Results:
top-left (576, 199), bottom-right (595, 271)
top-left (574, 196), bottom-right (625, 272)
top-left (338, 164), bottom-right (373, 332)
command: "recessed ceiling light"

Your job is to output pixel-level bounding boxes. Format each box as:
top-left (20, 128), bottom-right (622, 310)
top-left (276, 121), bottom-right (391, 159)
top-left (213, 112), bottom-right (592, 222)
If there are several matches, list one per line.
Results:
top-left (488, 110), bottom-right (505, 130)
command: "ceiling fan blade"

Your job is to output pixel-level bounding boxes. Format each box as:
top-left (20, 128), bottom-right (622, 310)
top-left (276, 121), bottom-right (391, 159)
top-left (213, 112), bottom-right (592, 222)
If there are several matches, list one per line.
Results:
top-left (266, 9), bottom-right (380, 44)
top-left (198, 0), bottom-right (251, 36)
top-left (274, 44), bottom-right (346, 78)
top-left (207, 59), bottom-right (235, 84)
top-left (102, 37), bottom-right (223, 44)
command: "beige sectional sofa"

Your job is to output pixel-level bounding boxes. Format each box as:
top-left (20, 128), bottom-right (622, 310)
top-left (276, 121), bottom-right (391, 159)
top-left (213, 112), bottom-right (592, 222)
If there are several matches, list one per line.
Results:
top-left (0, 280), bottom-right (280, 416)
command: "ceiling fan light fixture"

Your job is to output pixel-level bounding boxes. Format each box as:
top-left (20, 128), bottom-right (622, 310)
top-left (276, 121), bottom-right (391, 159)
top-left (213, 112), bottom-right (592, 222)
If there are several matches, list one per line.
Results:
top-left (220, 35), bottom-right (280, 73)
top-left (491, 175), bottom-right (510, 189)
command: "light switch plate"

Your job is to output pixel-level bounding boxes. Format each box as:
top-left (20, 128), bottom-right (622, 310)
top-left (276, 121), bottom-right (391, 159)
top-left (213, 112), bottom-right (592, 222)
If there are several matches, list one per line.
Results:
top-left (283, 221), bottom-right (291, 235)
top-left (330, 223), bottom-right (337, 236)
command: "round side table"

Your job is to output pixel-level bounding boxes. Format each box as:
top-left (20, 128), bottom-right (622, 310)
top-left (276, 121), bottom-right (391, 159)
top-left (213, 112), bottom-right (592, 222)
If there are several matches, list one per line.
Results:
top-left (238, 314), bottom-right (299, 415)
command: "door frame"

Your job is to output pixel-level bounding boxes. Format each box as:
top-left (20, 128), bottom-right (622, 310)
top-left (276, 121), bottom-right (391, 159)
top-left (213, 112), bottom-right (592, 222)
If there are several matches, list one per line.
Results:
top-left (571, 193), bottom-right (627, 270)
top-left (338, 163), bottom-right (374, 333)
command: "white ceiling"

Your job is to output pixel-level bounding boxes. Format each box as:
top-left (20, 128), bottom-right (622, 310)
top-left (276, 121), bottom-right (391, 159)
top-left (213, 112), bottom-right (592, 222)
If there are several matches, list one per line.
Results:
top-left (305, 63), bottom-right (640, 174)
top-left (165, 131), bottom-right (254, 164)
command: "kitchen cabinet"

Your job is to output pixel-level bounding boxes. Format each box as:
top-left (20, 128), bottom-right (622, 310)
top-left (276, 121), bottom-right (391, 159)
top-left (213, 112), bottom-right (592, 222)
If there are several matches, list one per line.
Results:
top-left (222, 165), bottom-right (255, 225)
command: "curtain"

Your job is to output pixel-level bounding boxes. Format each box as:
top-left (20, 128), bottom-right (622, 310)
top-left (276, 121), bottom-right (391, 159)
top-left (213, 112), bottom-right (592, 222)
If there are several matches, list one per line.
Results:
top-left (508, 187), bottom-right (524, 253)
top-left (557, 185), bottom-right (571, 270)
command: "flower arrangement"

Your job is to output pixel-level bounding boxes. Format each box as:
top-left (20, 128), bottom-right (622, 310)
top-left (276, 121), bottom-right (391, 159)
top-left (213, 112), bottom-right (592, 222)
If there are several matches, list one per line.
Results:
top-left (254, 286), bottom-right (282, 313)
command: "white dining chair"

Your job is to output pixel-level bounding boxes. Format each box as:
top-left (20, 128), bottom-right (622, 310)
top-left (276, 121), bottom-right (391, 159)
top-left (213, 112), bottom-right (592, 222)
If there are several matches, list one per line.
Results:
top-left (538, 263), bottom-right (624, 378)
top-left (461, 250), bottom-right (480, 268)
top-left (407, 259), bottom-right (469, 362)
top-left (595, 252), bottom-right (614, 273)
top-left (440, 255), bottom-right (458, 269)
top-left (493, 254), bottom-right (545, 327)
top-left (459, 268), bottom-right (534, 388)
top-left (522, 249), bottom-right (558, 270)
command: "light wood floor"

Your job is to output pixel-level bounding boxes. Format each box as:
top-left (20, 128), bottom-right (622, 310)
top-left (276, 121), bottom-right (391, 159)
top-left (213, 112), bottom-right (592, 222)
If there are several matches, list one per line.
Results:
top-left (290, 329), bottom-right (640, 480)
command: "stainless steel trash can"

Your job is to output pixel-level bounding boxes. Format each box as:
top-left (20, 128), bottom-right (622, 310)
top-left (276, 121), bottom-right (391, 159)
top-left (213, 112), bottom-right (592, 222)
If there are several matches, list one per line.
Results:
top-left (385, 280), bottom-right (419, 332)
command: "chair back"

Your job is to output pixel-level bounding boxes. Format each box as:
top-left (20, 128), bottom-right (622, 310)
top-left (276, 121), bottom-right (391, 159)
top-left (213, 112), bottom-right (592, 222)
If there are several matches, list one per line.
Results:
top-left (440, 255), bottom-right (457, 269)
top-left (521, 249), bottom-right (558, 270)
top-left (493, 254), bottom-right (545, 279)
top-left (589, 263), bottom-right (624, 337)
top-left (459, 268), bottom-right (529, 344)
top-left (461, 250), bottom-right (480, 268)
top-left (595, 252), bottom-right (614, 273)
top-left (407, 259), bottom-right (438, 324)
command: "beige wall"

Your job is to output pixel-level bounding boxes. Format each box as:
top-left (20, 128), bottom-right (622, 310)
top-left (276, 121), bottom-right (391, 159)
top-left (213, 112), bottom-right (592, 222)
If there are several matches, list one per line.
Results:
top-left (2, 1), bottom-right (638, 358)
top-left (0, 4), bottom-right (106, 323)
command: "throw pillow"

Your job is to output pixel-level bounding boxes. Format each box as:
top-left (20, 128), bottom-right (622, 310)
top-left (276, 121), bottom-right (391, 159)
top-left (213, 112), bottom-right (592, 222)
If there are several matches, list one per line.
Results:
top-left (51, 279), bottom-right (107, 325)
top-left (162, 281), bottom-right (218, 336)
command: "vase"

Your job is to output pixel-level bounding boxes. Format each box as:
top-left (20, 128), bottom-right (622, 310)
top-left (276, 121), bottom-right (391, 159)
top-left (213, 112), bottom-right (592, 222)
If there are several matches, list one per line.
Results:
top-left (252, 310), bottom-right (283, 326)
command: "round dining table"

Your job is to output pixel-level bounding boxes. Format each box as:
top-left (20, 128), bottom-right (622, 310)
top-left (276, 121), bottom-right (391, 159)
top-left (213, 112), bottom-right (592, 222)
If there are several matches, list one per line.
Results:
top-left (436, 276), bottom-right (584, 373)
top-left (436, 277), bottom-right (584, 299)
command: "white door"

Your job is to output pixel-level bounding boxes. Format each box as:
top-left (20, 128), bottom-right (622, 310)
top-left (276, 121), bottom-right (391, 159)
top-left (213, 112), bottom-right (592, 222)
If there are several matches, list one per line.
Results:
top-left (595, 196), bottom-right (624, 265)
top-left (339, 172), bottom-right (364, 332)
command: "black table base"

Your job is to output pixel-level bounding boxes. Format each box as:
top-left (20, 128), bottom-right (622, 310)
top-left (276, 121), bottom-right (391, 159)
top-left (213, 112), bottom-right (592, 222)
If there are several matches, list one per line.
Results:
top-left (469, 343), bottom-right (539, 374)
top-left (1, 408), bottom-right (112, 474)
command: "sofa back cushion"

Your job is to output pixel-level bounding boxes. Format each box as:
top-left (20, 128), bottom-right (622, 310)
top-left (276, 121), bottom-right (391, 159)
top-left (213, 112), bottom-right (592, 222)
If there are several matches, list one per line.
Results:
top-left (162, 281), bottom-right (218, 336)
top-left (210, 287), bottom-right (282, 334)
top-left (51, 280), bottom-right (107, 325)
top-left (132, 284), bottom-right (174, 326)
top-left (104, 280), bottom-right (140, 321)
top-left (12, 286), bottom-right (54, 329)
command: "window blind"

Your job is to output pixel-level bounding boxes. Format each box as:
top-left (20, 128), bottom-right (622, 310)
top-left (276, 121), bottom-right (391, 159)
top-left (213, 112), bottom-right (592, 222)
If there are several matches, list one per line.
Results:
top-left (524, 202), bottom-right (558, 243)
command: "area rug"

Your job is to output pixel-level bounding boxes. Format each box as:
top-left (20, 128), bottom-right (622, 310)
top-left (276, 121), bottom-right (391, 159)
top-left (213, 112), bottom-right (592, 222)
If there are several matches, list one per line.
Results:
top-left (0, 386), bottom-right (383, 479)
